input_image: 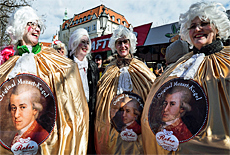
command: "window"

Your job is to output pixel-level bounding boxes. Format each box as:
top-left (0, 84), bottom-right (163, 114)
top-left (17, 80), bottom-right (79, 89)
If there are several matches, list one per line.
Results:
top-left (92, 14), bottom-right (97, 20)
top-left (111, 16), bottom-right (115, 21)
top-left (84, 16), bottom-right (86, 21)
top-left (88, 26), bottom-right (91, 32)
top-left (92, 24), bottom-right (96, 30)
top-left (117, 18), bottom-right (120, 24)
top-left (88, 15), bottom-right (91, 20)
top-left (76, 20), bottom-right (78, 24)
top-left (64, 24), bottom-right (67, 29)
top-left (123, 21), bottom-right (126, 26)
top-left (79, 18), bottom-right (82, 23)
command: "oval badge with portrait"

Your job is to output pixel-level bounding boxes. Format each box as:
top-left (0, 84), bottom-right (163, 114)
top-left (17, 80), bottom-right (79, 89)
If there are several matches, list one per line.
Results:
top-left (0, 74), bottom-right (56, 153)
top-left (110, 92), bottom-right (144, 141)
top-left (148, 78), bottom-right (208, 149)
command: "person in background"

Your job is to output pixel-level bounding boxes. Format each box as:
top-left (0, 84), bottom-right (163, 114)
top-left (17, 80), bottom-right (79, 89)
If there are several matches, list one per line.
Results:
top-left (68, 28), bottom-right (99, 155)
top-left (95, 25), bottom-right (156, 154)
top-left (1, 6), bottom-right (89, 155)
top-left (95, 54), bottom-right (105, 78)
top-left (53, 41), bottom-right (68, 57)
top-left (95, 54), bottom-right (103, 68)
top-left (153, 64), bottom-right (164, 77)
top-left (164, 39), bottom-right (189, 71)
top-left (142, 2), bottom-right (230, 154)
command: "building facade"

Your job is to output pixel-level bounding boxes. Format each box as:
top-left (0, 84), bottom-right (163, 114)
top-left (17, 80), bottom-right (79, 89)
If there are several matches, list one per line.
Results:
top-left (58, 4), bottom-right (129, 47)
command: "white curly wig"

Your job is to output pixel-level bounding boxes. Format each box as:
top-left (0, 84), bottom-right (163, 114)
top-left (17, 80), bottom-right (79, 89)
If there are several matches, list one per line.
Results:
top-left (179, 2), bottom-right (230, 46)
top-left (108, 25), bottom-right (137, 54)
top-left (68, 28), bottom-right (91, 56)
top-left (6, 6), bottom-right (45, 44)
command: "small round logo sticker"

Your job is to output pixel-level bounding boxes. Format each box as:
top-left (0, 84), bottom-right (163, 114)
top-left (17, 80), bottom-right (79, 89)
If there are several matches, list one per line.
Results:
top-left (110, 92), bottom-right (144, 141)
top-left (0, 74), bottom-right (56, 152)
top-left (148, 78), bottom-right (208, 150)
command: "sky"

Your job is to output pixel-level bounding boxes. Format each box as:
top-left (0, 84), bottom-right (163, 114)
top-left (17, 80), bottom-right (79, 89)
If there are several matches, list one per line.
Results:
top-left (31, 0), bottom-right (230, 43)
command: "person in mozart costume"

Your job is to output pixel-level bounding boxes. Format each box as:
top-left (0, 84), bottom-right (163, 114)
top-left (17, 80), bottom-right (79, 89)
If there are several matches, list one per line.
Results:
top-left (0, 6), bottom-right (89, 155)
top-left (94, 25), bottom-right (156, 154)
top-left (68, 28), bottom-right (99, 154)
top-left (141, 2), bottom-right (230, 154)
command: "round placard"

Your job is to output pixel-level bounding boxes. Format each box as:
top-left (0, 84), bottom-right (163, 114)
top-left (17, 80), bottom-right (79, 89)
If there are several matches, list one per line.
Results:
top-left (0, 74), bottom-right (56, 150)
top-left (110, 92), bottom-right (144, 141)
top-left (148, 78), bottom-right (208, 143)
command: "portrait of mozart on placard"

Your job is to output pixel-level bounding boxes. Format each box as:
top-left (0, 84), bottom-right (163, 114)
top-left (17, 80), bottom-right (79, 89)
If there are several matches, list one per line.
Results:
top-left (0, 74), bottom-right (56, 149)
top-left (110, 92), bottom-right (144, 137)
top-left (148, 78), bottom-right (208, 143)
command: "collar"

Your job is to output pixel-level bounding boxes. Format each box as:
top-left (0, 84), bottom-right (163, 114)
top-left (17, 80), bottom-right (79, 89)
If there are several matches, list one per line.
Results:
top-left (17, 43), bottom-right (42, 56)
top-left (18, 120), bottom-right (35, 135)
top-left (117, 54), bottom-right (133, 68)
top-left (74, 56), bottom-right (88, 69)
top-left (193, 38), bottom-right (223, 56)
top-left (126, 120), bottom-right (135, 127)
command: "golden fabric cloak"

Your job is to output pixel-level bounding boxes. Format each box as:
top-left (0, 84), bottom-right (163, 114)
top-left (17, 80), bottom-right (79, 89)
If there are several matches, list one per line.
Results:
top-left (0, 47), bottom-right (89, 155)
top-left (95, 58), bottom-right (156, 154)
top-left (142, 47), bottom-right (230, 154)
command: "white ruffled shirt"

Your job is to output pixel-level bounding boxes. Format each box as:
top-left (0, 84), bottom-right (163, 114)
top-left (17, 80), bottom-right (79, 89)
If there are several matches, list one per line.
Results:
top-left (8, 45), bottom-right (37, 79)
top-left (12, 120), bottom-right (34, 145)
top-left (170, 53), bottom-right (205, 79)
top-left (74, 56), bottom-right (89, 102)
top-left (117, 66), bottom-right (133, 95)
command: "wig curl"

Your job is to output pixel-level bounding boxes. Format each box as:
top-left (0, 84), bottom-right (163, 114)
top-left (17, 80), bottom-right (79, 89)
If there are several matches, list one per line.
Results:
top-left (68, 28), bottom-right (91, 56)
top-left (6, 6), bottom-right (45, 44)
top-left (179, 2), bottom-right (230, 46)
top-left (108, 25), bottom-right (137, 54)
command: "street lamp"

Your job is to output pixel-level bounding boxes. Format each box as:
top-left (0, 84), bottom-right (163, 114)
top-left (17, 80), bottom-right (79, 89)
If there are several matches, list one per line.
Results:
top-left (99, 6), bottom-right (108, 36)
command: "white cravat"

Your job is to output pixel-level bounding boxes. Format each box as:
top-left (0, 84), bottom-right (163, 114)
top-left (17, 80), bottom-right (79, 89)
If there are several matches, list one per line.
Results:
top-left (74, 56), bottom-right (89, 102)
top-left (8, 45), bottom-right (37, 79)
top-left (12, 120), bottom-right (34, 145)
top-left (170, 53), bottom-right (205, 79)
top-left (117, 66), bottom-right (133, 95)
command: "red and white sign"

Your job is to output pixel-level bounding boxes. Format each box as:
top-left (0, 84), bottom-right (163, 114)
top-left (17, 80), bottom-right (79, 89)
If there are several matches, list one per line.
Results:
top-left (91, 23), bottom-right (152, 53)
top-left (120, 128), bottom-right (138, 141)
top-left (11, 138), bottom-right (38, 155)
top-left (156, 129), bottom-right (179, 151)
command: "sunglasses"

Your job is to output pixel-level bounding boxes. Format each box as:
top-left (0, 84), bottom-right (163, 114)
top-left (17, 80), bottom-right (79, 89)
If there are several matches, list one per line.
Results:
top-left (115, 39), bottom-right (130, 46)
top-left (187, 22), bottom-right (210, 30)
top-left (27, 22), bottom-right (41, 29)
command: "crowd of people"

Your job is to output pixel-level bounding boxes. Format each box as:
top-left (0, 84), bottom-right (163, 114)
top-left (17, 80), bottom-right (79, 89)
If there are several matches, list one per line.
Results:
top-left (0, 1), bottom-right (229, 155)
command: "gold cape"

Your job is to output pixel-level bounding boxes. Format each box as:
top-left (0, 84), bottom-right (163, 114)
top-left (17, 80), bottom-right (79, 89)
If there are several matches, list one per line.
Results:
top-left (0, 47), bottom-right (89, 155)
top-left (142, 47), bottom-right (230, 154)
top-left (95, 58), bottom-right (156, 154)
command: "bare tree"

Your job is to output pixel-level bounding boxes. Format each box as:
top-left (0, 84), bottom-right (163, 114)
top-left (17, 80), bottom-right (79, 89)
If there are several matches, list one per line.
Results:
top-left (0, 0), bottom-right (34, 46)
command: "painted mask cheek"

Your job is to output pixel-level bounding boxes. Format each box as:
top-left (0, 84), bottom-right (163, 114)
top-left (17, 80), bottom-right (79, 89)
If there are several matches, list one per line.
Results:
top-left (78, 43), bottom-right (82, 47)
top-left (27, 26), bottom-right (32, 32)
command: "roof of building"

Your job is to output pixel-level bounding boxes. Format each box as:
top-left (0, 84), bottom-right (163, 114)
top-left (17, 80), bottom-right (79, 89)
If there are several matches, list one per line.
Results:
top-left (62, 4), bottom-right (129, 30)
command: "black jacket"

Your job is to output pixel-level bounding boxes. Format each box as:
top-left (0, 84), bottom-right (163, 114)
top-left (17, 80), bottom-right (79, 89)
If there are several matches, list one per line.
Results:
top-left (87, 57), bottom-right (99, 117)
